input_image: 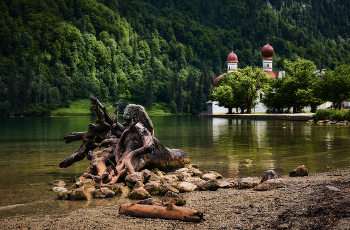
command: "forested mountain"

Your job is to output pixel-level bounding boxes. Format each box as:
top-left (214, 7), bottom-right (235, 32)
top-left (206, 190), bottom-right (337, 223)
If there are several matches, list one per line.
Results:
top-left (0, 0), bottom-right (349, 116)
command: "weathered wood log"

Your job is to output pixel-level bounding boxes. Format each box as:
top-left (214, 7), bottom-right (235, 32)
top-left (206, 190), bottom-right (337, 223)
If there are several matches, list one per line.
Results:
top-left (59, 96), bottom-right (189, 184)
top-left (119, 203), bottom-right (203, 222)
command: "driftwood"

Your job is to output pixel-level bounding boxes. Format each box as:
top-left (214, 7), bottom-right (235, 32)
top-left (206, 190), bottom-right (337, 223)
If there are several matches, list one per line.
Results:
top-left (59, 96), bottom-right (189, 184)
top-left (119, 203), bottom-right (203, 222)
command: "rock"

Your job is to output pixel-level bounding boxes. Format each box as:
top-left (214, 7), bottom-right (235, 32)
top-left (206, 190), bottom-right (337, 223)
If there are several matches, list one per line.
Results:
top-left (253, 178), bottom-right (286, 191)
top-left (184, 164), bottom-right (199, 169)
top-left (177, 182), bottom-right (197, 192)
top-left (237, 177), bottom-right (259, 189)
top-left (141, 169), bottom-right (152, 182)
top-left (52, 187), bottom-right (68, 193)
top-left (243, 159), bottom-right (253, 164)
top-left (100, 187), bottom-right (115, 198)
top-left (197, 179), bottom-right (220, 191)
top-left (261, 170), bottom-right (283, 183)
top-left (151, 168), bottom-right (164, 177)
top-left (178, 172), bottom-right (191, 181)
top-left (175, 168), bottom-right (189, 174)
top-left (289, 165), bottom-right (309, 177)
top-left (186, 168), bottom-right (202, 176)
top-left (159, 183), bottom-right (179, 195)
top-left (163, 191), bottom-right (186, 206)
top-left (218, 180), bottom-right (235, 188)
top-left (132, 181), bottom-right (144, 191)
top-left (52, 180), bottom-right (66, 187)
top-left (129, 187), bottom-right (151, 199)
top-left (91, 187), bottom-right (115, 198)
top-left (100, 183), bottom-right (125, 194)
top-left (137, 198), bottom-right (163, 206)
top-left (144, 181), bottom-right (161, 195)
top-left (160, 175), bottom-right (178, 187)
top-left (201, 171), bottom-right (222, 181)
top-left (71, 186), bottom-right (91, 200)
top-left (125, 172), bottom-right (144, 187)
top-left (74, 179), bottom-right (96, 188)
top-left (57, 190), bottom-right (71, 200)
top-left (185, 177), bottom-right (206, 186)
top-left (324, 185), bottom-right (341, 192)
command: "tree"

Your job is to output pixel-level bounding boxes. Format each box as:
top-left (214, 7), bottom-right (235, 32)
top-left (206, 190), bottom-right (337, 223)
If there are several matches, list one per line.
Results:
top-left (316, 64), bottom-right (350, 109)
top-left (211, 66), bottom-right (272, 114)
top-left (281, 59), bottom-right (322, 112)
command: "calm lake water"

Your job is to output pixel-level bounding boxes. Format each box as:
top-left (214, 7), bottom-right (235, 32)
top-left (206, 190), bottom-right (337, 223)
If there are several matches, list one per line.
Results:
top-left (0, 116), bottom-right (349, 218)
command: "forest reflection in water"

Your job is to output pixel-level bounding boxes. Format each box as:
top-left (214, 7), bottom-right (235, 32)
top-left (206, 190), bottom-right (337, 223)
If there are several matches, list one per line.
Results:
top-left (0, 116), bottom-right (349, 217)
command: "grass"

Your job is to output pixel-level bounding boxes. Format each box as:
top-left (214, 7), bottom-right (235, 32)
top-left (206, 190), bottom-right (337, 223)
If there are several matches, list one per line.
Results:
top-left (51, 99), bottom-right (173, 116)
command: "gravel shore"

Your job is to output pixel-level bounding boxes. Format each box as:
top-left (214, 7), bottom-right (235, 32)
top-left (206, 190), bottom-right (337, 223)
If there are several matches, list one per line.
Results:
top-left (1, 168), bottom-right (349, 230)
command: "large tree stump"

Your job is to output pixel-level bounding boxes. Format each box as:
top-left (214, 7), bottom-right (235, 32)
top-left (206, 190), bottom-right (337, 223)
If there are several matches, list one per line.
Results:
top-left (59, 96), bottom-right (189, 184)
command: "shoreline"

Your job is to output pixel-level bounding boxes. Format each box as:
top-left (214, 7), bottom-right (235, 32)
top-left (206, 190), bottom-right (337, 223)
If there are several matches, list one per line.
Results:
top-left (1, 168), bottom-right (349, 229)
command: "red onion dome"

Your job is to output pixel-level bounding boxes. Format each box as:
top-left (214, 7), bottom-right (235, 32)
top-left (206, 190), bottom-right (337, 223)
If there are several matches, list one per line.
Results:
top-left (213, 73), bottom-right (227, 88)
top-left (227, 51), bottom-right (238, 63)
top-left (261, 43), bottom-right (274, 58)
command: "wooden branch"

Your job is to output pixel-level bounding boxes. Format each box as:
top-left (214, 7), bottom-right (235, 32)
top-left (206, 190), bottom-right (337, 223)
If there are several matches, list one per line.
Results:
top-left (119, 203), bottom-right (203, 222)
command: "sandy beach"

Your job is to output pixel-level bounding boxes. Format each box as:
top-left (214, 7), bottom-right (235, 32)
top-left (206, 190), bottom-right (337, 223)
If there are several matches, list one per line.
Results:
top-left (0, 168), bottom-right (349, 230)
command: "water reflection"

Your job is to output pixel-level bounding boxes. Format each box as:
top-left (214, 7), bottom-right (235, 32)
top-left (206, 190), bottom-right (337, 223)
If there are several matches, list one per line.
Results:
top-left (0, 116), bottom-right (349, 218)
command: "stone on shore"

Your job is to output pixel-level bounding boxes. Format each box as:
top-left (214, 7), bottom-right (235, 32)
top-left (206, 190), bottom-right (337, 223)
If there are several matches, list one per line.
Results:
top-left (237, 177), bottom-right (260, 189)
top-left (159, 183), bottom-right (179, 195)
top-left (253, 178), bottom-right (286, 191)
top-left (144, 181), bottom-right (162, 195)
top-left (197, 179), bottom-right (219, 191)
top-left (218, 180), bottom-right (235, 188)
top-left (185, 177), bottom-right (206, 186)
top-left (289, 165), bottom-right (309, 177)
top-left (137, 198), bottom-right (163, 206)
top-left (178, 172), bottom-right (192, 181)
top-left (201, 171), bottom-right (222, 180)
top-left (160, 175), bottom-right (178, 187)
top-left (162, 191), bottom-right (186, 206)
top-left (177, 182), bottom-right (197, 192)
top-left (129, 187), bottom-right (151, 199)
top-left (261, 170), bottom-right (283, 183)
top-left (125, 172), bottom-right (145, 187)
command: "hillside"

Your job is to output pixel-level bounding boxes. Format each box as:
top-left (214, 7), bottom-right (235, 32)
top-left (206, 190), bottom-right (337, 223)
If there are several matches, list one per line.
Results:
top-left (0, 0), bottom-right (349, 116)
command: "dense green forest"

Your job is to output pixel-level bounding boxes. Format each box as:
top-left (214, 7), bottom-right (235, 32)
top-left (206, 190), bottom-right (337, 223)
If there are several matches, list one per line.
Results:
top-left (0, 0), bottom-right (349, 116)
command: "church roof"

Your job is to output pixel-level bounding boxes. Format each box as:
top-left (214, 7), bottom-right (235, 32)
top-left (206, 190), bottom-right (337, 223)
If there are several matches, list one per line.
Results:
top-left (213, 73), bottom-right (227, 88)
top-left (265, 71), bottom-right (279, 79)
top-left (261, 43), bottom-right (274, 58)
top-left (227, 51), bottom-right (238, 63)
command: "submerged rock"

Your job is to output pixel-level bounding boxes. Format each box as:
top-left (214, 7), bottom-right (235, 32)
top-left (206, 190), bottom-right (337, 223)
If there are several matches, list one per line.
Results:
top-left (52, 180), bottom-right (66, 187)
top-left (53, 187), bottom-right (68, 193)
top-left (144, 181), bottom-right (161, 195)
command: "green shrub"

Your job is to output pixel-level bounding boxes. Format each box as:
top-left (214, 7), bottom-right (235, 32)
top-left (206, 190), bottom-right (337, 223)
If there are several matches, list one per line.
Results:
top-left (330, 109), bottom-right (348, 121)
top-left (313, 109), bottom-right (350, 121)
top-left (312, 109), bottom-right (333, 120)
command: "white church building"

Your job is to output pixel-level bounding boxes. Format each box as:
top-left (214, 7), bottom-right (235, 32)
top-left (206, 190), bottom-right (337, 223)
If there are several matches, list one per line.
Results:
top-left (206, 43), bottom-right (284, 115)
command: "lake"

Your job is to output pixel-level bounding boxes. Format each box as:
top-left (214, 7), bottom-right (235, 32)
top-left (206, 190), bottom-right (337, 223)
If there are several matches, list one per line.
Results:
top-left (0, 116), bottom-right (349, 218)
